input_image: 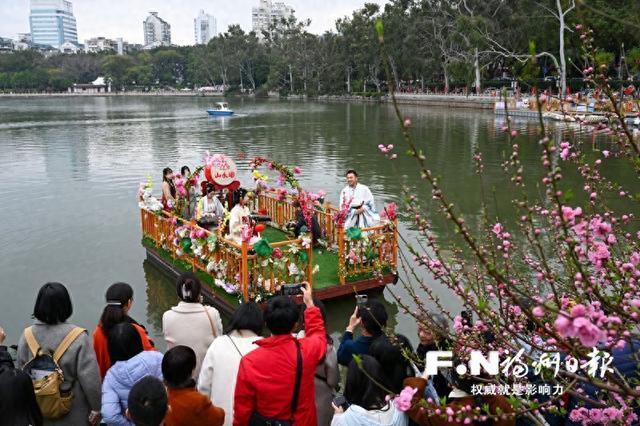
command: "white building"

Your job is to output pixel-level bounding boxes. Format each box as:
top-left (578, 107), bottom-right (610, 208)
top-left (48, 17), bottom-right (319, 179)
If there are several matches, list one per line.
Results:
top-left (143, 12), bottom-right (171, 48)
top-left (85, 37), bottom-right (117, 53)
top-left (29, 0), bottom-right (78, 49)
top-left (59, 40), bottom-right (81, 54)
top-left (194, 10), bottom-right (217, 45)
top-left (70, 76), bottom-right (110, 94)
top-left (251, 0), bottom-right (294, 38)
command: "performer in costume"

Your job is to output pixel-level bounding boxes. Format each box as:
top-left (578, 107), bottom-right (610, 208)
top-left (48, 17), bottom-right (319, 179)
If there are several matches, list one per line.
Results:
top-left (226, 188), bottom-right (259, 244)
top-left (339, 169), bottom-right (380, 228)
top-left (196, 183), bottom-right (225, 225)
top-left (161, 167), bottom-right (176, 211)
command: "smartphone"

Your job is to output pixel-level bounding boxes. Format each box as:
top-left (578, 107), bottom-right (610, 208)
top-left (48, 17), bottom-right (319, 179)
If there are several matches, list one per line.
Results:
top-left (332, 394), bottom-right (349, 410)
top-left (355, 294), bottom-right (368, 308)
top-left (280, 283), bottom-right (304, 296)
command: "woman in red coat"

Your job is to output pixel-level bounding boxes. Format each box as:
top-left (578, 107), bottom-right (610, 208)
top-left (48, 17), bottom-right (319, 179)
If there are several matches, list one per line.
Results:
top-left (233, 283), bottom-right (327, 426)
top-left (93, 282), bottom-right (155, 378)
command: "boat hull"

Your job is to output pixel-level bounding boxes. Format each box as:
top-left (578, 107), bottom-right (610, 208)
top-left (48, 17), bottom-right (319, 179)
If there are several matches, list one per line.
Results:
top-left (207, 110), bottom-right (234, 116)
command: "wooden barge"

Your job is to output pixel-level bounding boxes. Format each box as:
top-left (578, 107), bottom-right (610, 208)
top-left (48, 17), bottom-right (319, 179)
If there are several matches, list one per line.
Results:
top-left (140, 189), bottom-right (398, 316)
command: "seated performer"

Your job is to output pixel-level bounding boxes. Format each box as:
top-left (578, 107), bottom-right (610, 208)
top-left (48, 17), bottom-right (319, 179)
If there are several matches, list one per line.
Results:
top-left (292, 201), bottom-right (322, 242)
top-left (196, 183), bottom-right (225, 226)
top-left (339, 169), bottom-right (380, 228)
top-left (226, 188), bottom-right (259, 245)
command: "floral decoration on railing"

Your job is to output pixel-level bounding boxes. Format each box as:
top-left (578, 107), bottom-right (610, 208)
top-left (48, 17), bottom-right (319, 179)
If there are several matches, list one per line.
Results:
top-left (249, 156), bottom-right (325, 234)
top-left (138, 177), bottom-right (163, 212)
top-left (339, 225), bottom-right (394, 282)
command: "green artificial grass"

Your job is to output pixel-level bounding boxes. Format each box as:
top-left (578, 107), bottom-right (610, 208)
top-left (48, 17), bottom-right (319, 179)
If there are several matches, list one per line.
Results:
top-left (260, 227), bottom-right (340, 289)
top-left (143, 225), bottom-right (383, 295)
top-left (142, 237), bottom-right (240, 307)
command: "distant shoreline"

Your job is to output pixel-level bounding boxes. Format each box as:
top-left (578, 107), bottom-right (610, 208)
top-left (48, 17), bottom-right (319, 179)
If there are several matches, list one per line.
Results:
top-left (0, 91), bottom-right (498, 110)
top-left (0, 91), bottom-right (226, 98)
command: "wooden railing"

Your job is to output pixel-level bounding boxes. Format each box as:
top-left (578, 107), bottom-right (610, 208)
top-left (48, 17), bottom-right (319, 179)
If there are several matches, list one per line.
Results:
top-left (255, 190), bottom-right (398, 284)
top-left (256, 190), bottom-right (340, 247)
top-left (141, 193), bottom-right (398, 300)
top-left (140, 208), bottom-right (313, 301)
top-left (336, 221), bottom-right (398, 284)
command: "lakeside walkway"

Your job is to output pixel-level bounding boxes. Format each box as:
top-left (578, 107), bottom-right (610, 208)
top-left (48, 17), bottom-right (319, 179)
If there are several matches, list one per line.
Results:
top-left (0, 91), bottom-right (498, 110)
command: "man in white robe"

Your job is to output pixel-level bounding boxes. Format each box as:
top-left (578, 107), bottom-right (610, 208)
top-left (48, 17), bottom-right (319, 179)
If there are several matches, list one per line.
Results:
top-left (339, 169), bottom-right (380, 228)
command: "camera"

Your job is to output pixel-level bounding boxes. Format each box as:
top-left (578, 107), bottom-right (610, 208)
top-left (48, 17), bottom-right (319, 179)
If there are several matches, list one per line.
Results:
top-left (332, 394), bottom-right (349, 410)
top-left (280, 283), bottom-right (304, 296)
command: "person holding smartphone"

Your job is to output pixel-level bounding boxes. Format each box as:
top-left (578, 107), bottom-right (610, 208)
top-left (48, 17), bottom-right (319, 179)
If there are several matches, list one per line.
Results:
top-left (337, 298), bottom-right (388, 367)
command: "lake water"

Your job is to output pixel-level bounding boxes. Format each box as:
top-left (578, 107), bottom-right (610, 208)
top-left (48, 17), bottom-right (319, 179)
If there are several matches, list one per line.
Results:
top-left (0, 96), bottom-right (632, 349)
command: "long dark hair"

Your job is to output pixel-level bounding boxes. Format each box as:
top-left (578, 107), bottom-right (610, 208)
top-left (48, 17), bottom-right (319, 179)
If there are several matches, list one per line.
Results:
top-left (233, 188), bottom-right (248, 206)
top-left (369, 334), bottom-right (415, 394)
top-left (226, 302), bottom-right (264, 336)
top-left (0, 367), bottom-right (43, 426)
top-left (100, 283), bottom-right (134, 336)
top-left (107, 323), bottom-right (144, 363)
top-left (163, 167), bottom-right (176, 197)
top-left (176, 273), bottom-right (201, 303)
top-left (344, 355), bottom-right (390, 411)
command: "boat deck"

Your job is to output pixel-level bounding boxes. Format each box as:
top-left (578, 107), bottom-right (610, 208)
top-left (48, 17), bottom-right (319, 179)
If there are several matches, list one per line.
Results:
top-left (143, 234), bottom-right (396, 316)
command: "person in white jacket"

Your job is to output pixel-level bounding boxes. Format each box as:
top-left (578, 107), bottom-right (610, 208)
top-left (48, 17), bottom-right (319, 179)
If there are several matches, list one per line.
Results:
top-left (331, 355), bottom-right (408, 426)
top-left (197, 302), bottom-right (263, 426)
top-left (162, 273), bottom-right (222, 379)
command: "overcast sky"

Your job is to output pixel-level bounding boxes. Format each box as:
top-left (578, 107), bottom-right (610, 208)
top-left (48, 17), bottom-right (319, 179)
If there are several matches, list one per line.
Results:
top-left (1, 0), bottom-right (389, 45)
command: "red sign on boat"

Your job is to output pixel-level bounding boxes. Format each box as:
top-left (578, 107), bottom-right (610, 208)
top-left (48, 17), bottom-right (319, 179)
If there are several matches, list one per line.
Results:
top-left (205, 154), bottom-right (238, 186)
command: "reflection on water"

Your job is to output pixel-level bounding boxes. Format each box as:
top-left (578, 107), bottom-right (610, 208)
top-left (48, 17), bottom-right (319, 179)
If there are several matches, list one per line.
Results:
top-left (0, 96), bottom-right (635, 349)
top-left (142, 259), bottom-right (176, 350)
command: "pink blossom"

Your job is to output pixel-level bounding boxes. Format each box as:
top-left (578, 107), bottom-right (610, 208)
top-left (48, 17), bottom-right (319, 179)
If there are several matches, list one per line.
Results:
top-left (241, 224), bottom-right (253, 243)
top-left (393, 386), bottom-right (417, 412)
top-left (532, 306), bottom-right (545, 317)
top-left (554, 315), bottom-right (574, 337)
top-left (601, 407), bottom-right (624, 422)
top-left (570, 304), bottom-right (587, 318)
top-left (453, 315), bottom-right (464, 333)
top-left (561, 206), bottom-right (582, 222)
top-left (293, 166), bottom-right (302, 174)
top-left (602, 150), bottom-right (610, 158)
top-left (569, 407), bottom-right (588, 422)
top-left (272, 248), bottom-right (283, 259)
top-left (572, 317), bottom-right (604, 347)
top-left (588, 241), bottom-right (610, 267)
top-left (492, 223), bottom-right (503, 236)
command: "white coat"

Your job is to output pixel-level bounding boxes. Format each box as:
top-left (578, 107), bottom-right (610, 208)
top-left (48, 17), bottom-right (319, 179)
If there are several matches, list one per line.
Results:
top-left (197, 330), bottom-right (261, 426)
top-left (162, 302), bottom-right (222, 378)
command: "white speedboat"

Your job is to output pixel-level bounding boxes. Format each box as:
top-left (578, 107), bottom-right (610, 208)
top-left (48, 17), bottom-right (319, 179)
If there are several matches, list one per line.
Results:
top-left (207, 102), bottom-right (234, 116)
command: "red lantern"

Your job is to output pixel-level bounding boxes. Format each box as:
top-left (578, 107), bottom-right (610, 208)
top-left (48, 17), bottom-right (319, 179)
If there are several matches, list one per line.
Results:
top-left (255, 224), bottom-right (266, 234)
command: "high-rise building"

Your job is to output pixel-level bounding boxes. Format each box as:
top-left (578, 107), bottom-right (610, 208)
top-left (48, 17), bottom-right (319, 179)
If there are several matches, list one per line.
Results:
top-left (143, 12), bottom-right (171, 48)
top-left (251, 0), bottom-right (294, 38)
top-left (29, 0), bottom-right (78, 49)
top-left (194, 10), bottom-right (217, 45)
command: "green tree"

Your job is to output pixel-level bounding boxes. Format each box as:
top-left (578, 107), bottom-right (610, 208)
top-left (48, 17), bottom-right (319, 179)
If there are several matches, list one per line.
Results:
top-left (102, 55), bottom-right (134, 90)
top-left (151, 50), bottom-right (185, 86)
